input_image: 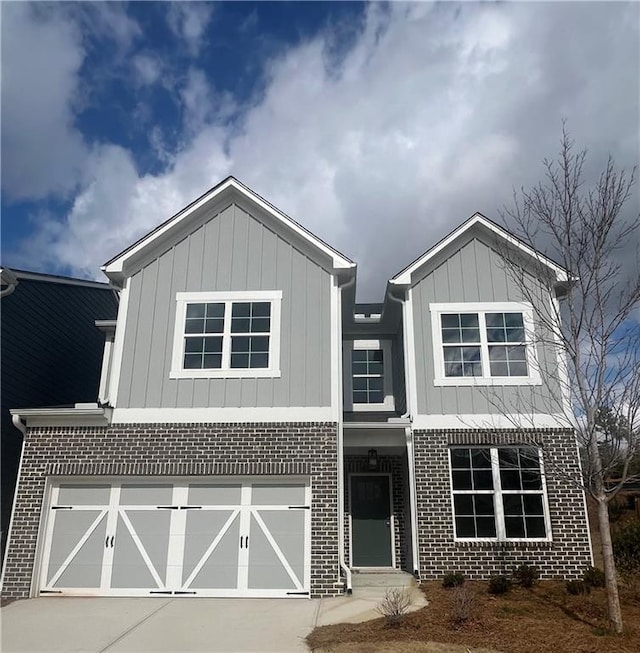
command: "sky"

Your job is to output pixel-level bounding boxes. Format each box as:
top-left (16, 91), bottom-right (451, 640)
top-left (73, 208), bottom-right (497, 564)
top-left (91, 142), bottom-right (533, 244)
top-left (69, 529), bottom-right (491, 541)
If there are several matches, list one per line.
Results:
top-left (1, 1), bottom-right (639, 301)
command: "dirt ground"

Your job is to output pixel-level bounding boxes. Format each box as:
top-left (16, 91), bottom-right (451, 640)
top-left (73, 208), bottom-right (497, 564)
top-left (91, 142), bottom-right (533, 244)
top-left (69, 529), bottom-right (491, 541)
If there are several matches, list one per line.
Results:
top-left (306, 580), bottom-right (640, 653)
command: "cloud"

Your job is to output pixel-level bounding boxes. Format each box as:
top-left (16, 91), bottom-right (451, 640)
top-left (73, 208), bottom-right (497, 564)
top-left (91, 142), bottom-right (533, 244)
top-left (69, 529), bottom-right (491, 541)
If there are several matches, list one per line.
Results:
top-left (167, 2), bottom-right (214, 57)
top-left (132, 54), bottom-right (163, 86)
top-left (1, 3), bottom-right (88, 200)
top-left (8, 2), bottom-right (640, 301)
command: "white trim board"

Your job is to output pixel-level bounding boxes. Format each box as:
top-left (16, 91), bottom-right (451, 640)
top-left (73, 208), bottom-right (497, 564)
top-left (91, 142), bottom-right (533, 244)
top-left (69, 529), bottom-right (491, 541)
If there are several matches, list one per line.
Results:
top-left (111, 407), bottom-right (335, 424)
top-left (411, 413), bottom-right (570, 430)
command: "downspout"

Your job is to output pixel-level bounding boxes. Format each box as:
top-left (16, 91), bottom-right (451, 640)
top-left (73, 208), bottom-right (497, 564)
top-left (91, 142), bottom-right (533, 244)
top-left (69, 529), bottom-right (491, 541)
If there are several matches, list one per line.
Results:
top-left (0, 414), bottom-right (27, 591)
top-left (337, 272), bottom-right (356, 594)
top-left (388, 288), bottom-right (421, 579)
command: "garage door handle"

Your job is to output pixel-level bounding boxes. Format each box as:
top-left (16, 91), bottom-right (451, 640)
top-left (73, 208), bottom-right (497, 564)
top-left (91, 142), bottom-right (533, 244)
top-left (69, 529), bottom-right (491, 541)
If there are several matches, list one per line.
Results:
top-left (110, 536), bottom-right (115, 548)
top-left (239, 535), bottom-right (249, 549)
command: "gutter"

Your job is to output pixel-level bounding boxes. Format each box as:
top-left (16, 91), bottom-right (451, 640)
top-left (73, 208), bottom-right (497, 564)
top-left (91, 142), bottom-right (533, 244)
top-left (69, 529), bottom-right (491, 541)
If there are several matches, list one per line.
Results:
top-left (337, 271), bottom-right (356, 594)
top-left (0, 415), bottom-right (27, 591)
top-left (387, 287), bottom-right (421, 579)
top-left (0, 268), bottom-right (18, 298)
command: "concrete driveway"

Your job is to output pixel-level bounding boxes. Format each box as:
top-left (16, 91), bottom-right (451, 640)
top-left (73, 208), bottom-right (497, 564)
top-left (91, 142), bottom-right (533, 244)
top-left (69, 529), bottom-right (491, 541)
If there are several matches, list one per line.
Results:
top-left (1, 597), bottom-right (320, 653)
top-left (0, 578), bottom-right (427, 652)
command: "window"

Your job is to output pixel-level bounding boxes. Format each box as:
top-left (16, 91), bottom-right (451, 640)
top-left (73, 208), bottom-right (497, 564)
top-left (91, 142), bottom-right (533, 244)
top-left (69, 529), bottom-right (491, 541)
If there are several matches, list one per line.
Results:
top-left (449, 446), bottom-right (550, 541)
top-left (170, 291), bottom-right (282, 378)
top-left (343, 340), bottom-right (394, 411)
top-left (430, 302), bottom-right (541, 386)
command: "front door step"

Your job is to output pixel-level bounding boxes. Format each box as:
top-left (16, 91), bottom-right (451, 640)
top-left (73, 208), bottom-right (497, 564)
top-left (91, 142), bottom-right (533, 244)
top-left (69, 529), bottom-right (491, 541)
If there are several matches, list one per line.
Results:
top-left (351, 570), bottom-right (416, 588)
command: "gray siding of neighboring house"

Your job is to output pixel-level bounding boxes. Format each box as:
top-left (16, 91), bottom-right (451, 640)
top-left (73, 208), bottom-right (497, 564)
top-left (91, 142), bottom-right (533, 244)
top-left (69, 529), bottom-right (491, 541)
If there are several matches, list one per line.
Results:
top-left (411, 233), bottom-right (561, 416)
top-left (392, 323), bottom-right (406, 415)
top-left (116, 203), bottom-right (333, 409)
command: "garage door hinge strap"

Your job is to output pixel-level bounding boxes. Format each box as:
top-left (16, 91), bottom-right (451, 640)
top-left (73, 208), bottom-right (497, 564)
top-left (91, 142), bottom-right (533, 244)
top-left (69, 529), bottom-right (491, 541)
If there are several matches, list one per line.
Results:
top-left (180, 506), bottom-right (202, 510)
top-left (40, 590), bottom-right (63, 593)
top-left (174, 591), bottom-right (197, 595)
top-left (51, 506), bottom-right (73, 510)
top-left (157, 506), bottom-right (180, 510)
top-left (150, 590), bottom-right (173, 594)
top-left (286, 591), bottom-right (310, 595)
top-left (288, 505), bottom-right (310, 510)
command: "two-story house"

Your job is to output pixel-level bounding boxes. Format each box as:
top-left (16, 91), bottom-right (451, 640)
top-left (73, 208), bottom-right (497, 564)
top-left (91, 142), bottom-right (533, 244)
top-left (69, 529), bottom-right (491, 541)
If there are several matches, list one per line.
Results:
top-left (1, 177), bottom-right (593, 601)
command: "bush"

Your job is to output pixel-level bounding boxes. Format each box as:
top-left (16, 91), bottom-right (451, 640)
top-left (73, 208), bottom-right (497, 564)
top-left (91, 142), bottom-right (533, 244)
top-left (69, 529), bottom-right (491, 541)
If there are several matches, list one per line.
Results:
top-left (451, 585), bottom-right (474, 627)
top-left (583, 566), bottom-right (605, 588)
top-left (376, 587), bottom-right (413, 626)
top-left (612, 520), bottom-right (640, 576)
top-left (488, 575), bottom-right (511, 595)
top-left (513, 564), bottom-right (539, 588)
top-left (442, 572), bottom-right (465, 589)
top-left (566, 580), bottom-right (591, 595)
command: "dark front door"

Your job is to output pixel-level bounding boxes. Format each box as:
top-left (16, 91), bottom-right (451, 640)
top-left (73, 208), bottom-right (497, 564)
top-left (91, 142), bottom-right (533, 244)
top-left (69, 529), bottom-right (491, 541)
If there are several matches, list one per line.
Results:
top-left (350, 475), bottom-right (393, 567)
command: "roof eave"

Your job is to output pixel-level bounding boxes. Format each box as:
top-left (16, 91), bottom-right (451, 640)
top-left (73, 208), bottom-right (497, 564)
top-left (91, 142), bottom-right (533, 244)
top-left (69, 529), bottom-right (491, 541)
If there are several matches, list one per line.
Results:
top-left (102, 177), bottom-right (354, 280)
top-left (389, 213), bottom-right (570, 288)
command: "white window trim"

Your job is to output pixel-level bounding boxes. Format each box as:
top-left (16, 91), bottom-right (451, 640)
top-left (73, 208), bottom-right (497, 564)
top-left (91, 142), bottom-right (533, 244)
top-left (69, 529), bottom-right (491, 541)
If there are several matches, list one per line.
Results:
top-left (430, 302), bottom-right (541, 386)
top-left (448, 447), bottom-right (553, 543)
top-left (170, 290), bottom-right (282, 379)
top-left (343, 339), bottom-right (395, 412)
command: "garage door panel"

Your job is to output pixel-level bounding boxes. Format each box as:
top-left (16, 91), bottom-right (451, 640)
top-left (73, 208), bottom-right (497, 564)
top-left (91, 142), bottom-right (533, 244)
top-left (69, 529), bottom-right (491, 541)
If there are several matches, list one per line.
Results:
top-left (251, 483), bottom-right (306, 505)
top-left (119, 484), bottom-right (173, 505)
top-left (257, 510), bottom-right (306, 582)
top-left (110, 513), bottom-right (167, 589)
top-left (247, 513), bottom-right (299, 591)
top-left (57, 485), bottom-right (110, 505)
top-left (47, 511), bottom-right (108, 588)
top-left (183, 511), bottom-right (240, 589)
top-left (187, 483), bottom-right (242, 505)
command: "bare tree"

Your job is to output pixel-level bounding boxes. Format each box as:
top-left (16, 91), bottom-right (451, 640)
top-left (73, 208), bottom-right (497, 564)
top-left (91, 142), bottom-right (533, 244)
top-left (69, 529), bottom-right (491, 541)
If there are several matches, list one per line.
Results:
top-left (499, 125), bottom-right (640, 634)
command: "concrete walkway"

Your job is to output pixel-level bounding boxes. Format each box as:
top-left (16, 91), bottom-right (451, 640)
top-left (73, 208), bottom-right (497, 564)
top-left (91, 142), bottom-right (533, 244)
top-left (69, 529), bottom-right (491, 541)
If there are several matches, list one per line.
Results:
top-left (0, 581), bottom-right (426, 652)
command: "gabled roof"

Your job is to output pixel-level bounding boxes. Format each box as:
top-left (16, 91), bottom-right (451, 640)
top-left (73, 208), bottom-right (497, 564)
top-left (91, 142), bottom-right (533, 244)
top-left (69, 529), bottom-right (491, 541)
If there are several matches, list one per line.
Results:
top-left (102, 176), bottom-right (355, 283)
top-left (389, 212), bottom-right (569, 287)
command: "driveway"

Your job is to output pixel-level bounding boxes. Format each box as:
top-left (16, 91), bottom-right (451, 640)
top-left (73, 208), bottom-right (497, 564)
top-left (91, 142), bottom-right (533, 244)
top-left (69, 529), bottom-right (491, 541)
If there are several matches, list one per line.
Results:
top-left (1, 597), bottom-right (320, 652)
top-left (0, 580), bottom-right (427, 652)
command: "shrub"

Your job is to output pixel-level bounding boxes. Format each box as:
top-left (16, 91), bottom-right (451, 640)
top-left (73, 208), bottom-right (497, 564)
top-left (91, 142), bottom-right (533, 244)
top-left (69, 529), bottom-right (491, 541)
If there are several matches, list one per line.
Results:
top-left (513, 564), bottom-right (539, 588)
top-left (376, 587), bottom-right (413, 626)
top-left (442, 572), bottom-right (465, 589)
top-left (612, 520), bottom-right (640, 576)
top-left (451, 585), bottom-right (474, 627)
top-left (488, 575), bottom-right (511, 595)
top-left (583, 566), bottom-right (605, 588)
top-left (566, 580), bottom-right (591, 595)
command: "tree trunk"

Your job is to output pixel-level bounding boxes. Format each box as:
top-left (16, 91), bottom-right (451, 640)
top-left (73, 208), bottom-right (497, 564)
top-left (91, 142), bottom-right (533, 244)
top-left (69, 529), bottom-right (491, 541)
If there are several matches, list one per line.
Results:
top-left (596, 495), bottom-right (624, 633)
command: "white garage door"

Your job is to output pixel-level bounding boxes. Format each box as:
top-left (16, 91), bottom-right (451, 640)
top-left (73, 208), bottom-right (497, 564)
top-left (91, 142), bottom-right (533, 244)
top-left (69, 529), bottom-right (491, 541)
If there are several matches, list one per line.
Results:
top-left (38, 478), bottom-right (311, 597)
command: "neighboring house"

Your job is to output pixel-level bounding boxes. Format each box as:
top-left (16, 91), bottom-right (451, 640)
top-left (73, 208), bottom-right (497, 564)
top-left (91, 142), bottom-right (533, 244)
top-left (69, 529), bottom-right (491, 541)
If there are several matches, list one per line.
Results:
top-left (0, 269), bottom-right (119, 563)
top-left (1, 178), bottom-right (593, 601)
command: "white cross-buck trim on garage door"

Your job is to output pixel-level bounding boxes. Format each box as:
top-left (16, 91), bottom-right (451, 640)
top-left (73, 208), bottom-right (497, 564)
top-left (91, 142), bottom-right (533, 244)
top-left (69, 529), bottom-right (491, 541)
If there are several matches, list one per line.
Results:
top-left (39, 478), bottom-right (311, 598)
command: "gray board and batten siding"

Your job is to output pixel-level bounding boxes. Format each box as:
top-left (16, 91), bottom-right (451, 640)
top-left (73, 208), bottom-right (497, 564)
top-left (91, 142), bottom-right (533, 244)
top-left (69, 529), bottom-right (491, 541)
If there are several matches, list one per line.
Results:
top-left (411, 231), bottom-right (562, 416)
top-left (117, 201), bottom-right (333, 409)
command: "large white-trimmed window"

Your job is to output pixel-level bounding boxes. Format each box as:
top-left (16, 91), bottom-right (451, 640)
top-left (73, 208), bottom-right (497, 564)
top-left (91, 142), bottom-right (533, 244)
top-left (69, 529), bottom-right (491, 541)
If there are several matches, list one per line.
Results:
top-left (449, 446), bottom-right (551, 541)
top-left (430, 302), bottom-right (541, 386)
top-left (343, 340), bottom-right (394, 411)
top-left (170, 291), bottom-right (282, 379)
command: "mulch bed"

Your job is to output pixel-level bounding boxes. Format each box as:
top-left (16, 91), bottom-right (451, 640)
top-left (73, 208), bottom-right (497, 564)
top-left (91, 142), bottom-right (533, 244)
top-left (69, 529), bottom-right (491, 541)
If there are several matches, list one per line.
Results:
top-left (306, 580), bottom-right (640, 653)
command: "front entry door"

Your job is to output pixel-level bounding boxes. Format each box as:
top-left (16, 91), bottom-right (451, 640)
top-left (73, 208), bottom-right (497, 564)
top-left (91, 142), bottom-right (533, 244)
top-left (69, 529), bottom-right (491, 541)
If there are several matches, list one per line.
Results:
top-left (350, 475), bottom-right (393, 567)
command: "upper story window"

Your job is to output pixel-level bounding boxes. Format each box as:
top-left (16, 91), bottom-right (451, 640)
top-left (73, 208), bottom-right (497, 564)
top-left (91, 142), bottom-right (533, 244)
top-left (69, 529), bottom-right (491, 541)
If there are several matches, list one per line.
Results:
top-left (343, 339), bottom-right (394, 411)
top-left (449, 446), bottom-right (551, 541)
top-left (170, 291), bottom-right (282, 379)
top-left (430, 302), bottom-right (541, 386)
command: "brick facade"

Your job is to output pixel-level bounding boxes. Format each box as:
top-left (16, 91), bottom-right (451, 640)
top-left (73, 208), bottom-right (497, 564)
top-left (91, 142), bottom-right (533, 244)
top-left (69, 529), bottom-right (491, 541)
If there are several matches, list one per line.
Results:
top-left (413, 428), bottom-right (593, 580)
top-left (344, 454), bottom-right (408, 570)
top-left (2, 422), bottom-right (342, 600)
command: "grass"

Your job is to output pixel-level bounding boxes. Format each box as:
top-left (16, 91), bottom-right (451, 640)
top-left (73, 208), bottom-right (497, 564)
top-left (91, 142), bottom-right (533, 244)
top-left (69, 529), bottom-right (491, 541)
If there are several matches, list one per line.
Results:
top-left (306, 579), bottom-right (640, 653)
